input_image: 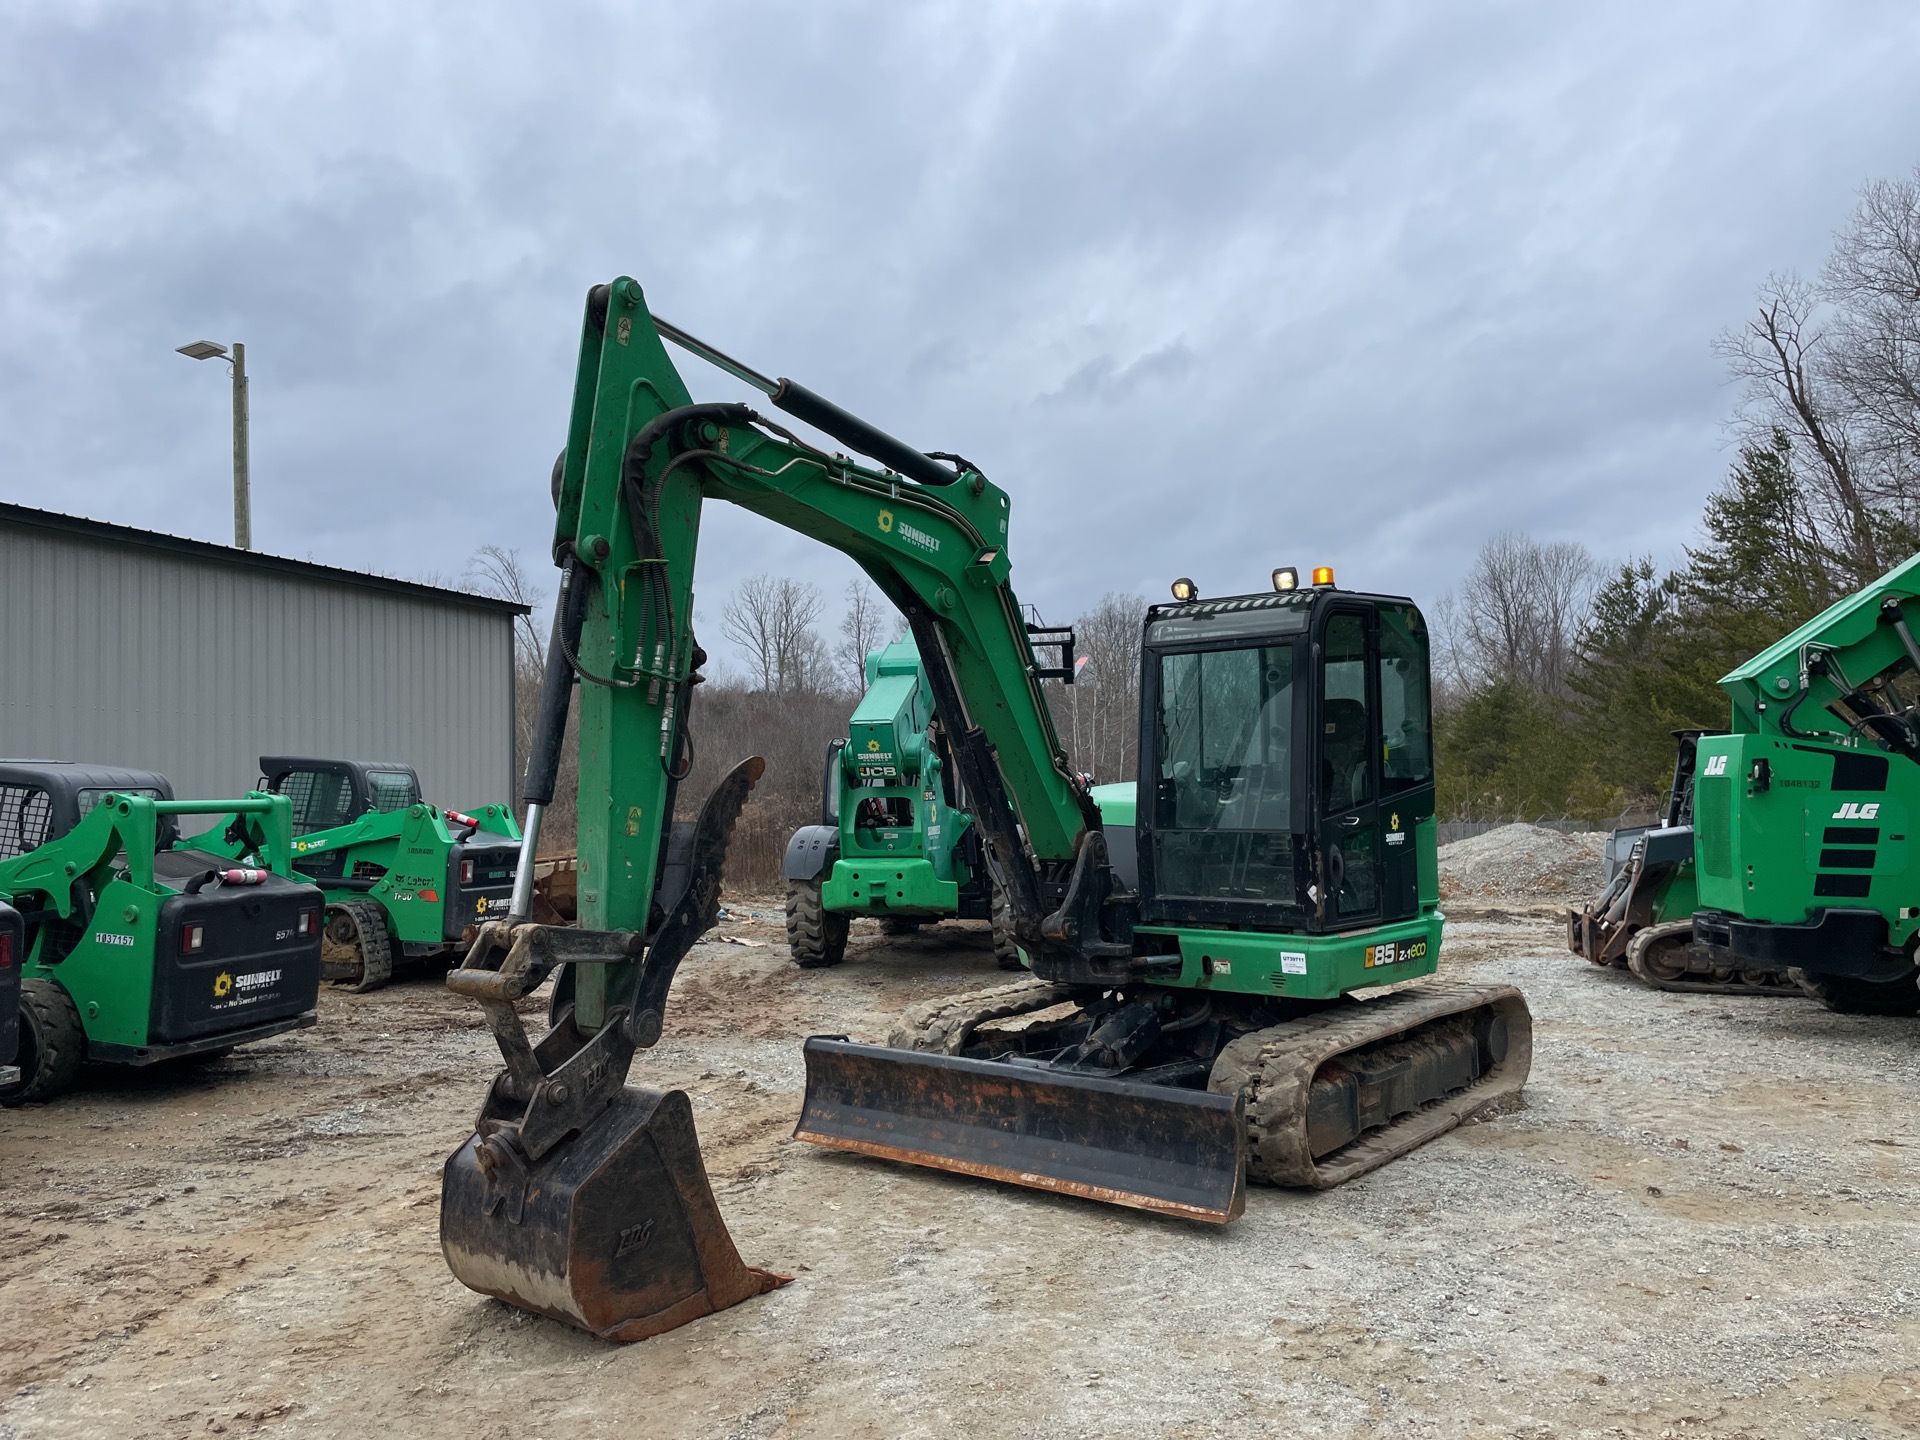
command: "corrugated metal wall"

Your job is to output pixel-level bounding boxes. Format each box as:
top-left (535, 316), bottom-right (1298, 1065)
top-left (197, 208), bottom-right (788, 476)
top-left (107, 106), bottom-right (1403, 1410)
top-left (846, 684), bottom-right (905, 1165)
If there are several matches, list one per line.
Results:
top-left (0, 518), bottom-right (517, 808)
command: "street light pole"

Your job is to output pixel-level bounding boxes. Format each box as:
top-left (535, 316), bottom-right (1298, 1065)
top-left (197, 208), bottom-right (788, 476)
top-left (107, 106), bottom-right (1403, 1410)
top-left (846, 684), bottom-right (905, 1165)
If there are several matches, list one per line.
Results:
top-left (230, 342), bottom-right (250, 551)
top-left (175, 338), bottom-right (251, 550)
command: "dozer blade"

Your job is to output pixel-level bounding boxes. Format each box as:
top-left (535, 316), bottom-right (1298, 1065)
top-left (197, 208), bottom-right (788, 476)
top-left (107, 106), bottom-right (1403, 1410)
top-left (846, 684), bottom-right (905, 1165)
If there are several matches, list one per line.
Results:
top-left (442, 1085), bottom-right (786, 1342)
top-left (796, 1038), bottom-right (1246, 1223)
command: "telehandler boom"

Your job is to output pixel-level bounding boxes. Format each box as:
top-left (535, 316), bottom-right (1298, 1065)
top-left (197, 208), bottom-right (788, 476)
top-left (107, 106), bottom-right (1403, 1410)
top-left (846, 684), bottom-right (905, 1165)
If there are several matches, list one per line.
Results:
top-left (440, 279), bottom-right (1531, 1342)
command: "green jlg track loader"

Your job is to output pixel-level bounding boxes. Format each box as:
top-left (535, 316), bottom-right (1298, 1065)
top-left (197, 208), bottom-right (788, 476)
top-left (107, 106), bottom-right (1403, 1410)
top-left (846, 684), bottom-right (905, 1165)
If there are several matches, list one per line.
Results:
top-left (0, 762), bottom-right (323, 1104)
top-left (1569, 732), bottom-right (1798, 995)
top-left (783, 638), bottom-right (1021, 969)
top-left (1572, 554), bottom-right (1920, 1013)
top-left (435, 278), bottom-right (1532, 1345)
top-left (187, 757), bottom-right (522, 993)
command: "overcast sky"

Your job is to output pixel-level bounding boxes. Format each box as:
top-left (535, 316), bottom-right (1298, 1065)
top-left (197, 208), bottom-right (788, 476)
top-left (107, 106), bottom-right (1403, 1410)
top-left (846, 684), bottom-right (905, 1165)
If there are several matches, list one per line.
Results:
top-left (4, 1), bottom-right (1918, 676)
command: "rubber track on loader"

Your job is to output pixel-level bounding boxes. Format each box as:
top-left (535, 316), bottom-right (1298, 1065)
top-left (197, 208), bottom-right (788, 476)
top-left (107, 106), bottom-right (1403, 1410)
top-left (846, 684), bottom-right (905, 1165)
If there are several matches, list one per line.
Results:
top-left (1624, 921), bottom-right (1798, 997)
top-left (328, 900), bottom-right (394, 993)
top-left (1209, 979), bottom-right (1533, 1190)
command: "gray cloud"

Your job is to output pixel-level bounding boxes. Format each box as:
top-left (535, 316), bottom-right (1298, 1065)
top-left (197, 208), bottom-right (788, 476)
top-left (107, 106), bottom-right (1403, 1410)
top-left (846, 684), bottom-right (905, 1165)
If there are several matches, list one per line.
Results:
top-left (4, 0), bottom-right (1918, 674)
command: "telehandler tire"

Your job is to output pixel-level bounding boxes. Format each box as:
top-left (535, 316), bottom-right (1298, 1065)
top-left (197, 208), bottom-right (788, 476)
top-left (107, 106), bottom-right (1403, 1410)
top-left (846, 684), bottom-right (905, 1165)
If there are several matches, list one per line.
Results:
top-left (0, 979), bottom-right (86, 1105)
top-left (991, 885), bottom-right (1023, 971)
top-left (786, 878), bottom-right (848, 968)
top-left (1789, 966), bottom-right (1920, 1017)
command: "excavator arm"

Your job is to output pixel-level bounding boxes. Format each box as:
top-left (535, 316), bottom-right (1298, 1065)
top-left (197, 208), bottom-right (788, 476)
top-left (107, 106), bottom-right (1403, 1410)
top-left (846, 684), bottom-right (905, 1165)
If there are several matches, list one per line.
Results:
top-left (440, 277), bottom-right (1127, 1340)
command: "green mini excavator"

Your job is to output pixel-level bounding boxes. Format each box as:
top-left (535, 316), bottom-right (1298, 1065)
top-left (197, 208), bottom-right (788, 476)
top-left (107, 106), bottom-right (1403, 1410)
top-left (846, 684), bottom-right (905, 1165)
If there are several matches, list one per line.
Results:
top-left (438, 279), bottom-right (1532, 1343)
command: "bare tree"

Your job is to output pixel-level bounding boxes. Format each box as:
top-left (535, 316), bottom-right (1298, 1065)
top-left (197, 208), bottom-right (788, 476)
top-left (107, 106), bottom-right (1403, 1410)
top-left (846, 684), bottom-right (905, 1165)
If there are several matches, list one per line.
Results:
top-left (1451, 532), bottom-right (1600, 700)
top-left (837, 579), bottom-right (891, 692)
top-left (465, 544), bottom-right (567, 823)
top-left (467, 544), bottom-right (548, 672)
top-left (1715, 165), bottom-right (1920, 585)
top-left (722, 573), bottom-right (830, 695)
top-left (1044, 592), bottom-right (1148, 783)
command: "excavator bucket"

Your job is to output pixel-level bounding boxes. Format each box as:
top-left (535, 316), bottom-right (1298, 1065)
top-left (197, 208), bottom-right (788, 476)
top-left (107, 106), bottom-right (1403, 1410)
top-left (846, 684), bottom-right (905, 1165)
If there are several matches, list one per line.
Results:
top-left (796, 1039), bottom-right (1247, 1222)
top-left (442, 1084), bottom-right (786, 1341)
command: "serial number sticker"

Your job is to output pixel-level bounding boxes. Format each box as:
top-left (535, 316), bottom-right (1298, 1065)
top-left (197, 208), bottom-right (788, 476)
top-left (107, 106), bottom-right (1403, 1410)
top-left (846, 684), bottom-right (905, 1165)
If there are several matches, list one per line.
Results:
top-left (1280, 952), bottom-right (1308, 975)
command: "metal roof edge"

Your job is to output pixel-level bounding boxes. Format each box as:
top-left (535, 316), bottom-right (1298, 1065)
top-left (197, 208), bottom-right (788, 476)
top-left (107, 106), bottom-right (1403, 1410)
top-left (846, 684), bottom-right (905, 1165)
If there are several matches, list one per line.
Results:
top-left (0, 502), bottom-right (532, 615)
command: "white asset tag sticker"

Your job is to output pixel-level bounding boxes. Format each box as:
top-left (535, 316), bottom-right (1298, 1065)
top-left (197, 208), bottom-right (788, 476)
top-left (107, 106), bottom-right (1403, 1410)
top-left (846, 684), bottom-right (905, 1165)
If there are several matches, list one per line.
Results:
top-left (1280, 952), bottom-right (1308, 975)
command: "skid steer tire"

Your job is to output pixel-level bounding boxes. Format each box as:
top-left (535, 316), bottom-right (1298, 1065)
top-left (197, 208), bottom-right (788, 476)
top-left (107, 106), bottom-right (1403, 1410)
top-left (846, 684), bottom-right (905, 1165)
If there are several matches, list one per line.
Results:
top-left (786, 878), bottom-right (849, 969)
top-left (0, 979), bottom-right (86, 1106)
top-left (1789, 966), bottom-right (1920, 1017)
top-left (990, 885), bottom-right (1023, 971)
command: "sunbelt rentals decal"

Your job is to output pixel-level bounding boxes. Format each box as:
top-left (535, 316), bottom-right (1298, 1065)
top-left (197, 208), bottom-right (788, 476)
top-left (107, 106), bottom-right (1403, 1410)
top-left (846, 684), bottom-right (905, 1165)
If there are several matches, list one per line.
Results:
top-left (876, 507), bottom-right (940, 554)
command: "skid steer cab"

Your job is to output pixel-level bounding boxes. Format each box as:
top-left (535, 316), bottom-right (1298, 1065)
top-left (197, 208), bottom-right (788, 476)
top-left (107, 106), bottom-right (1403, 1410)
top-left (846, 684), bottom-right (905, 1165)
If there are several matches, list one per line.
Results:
top-left (0, 761), bottom-right (323, 1105)
top-left (208, 757), bottom-right (523, 994)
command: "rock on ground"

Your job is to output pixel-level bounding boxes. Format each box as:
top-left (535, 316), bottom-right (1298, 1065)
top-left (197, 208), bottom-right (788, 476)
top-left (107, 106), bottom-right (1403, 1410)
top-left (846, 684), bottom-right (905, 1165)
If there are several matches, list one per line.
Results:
top-left (1439, 823), bottom-right (1606, 903)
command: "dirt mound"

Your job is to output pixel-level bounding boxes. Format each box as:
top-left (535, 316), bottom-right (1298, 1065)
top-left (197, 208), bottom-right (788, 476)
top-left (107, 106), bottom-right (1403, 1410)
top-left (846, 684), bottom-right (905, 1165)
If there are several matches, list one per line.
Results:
top-left (1438, 823), bottom-right (1606, 903)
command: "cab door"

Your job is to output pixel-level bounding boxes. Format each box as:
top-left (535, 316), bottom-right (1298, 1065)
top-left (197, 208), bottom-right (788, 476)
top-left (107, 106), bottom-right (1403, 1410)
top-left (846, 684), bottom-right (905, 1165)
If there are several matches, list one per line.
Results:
top-left (1316, 609), bottom-right (1382, 927)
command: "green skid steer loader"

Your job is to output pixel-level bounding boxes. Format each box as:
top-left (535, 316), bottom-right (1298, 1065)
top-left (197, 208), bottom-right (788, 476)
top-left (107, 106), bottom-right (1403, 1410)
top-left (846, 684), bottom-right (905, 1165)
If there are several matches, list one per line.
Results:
top-left (188, 757), bottom-right (522, 993)
top-left (0, 762), bottom-right (323, 1104)
top-left (782, 638), bottom-right (1016, 969)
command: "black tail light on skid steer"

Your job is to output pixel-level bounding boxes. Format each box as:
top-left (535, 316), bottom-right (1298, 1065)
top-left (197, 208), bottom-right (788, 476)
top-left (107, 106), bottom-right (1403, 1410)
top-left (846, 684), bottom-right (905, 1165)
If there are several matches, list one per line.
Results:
top-left (180, 923), bottom-right (205, 954)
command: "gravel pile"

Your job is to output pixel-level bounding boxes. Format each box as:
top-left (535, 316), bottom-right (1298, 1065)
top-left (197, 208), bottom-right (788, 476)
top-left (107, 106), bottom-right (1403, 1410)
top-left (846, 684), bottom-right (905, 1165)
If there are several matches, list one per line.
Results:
top-left (1438, 822), bottom-right (1606, 903)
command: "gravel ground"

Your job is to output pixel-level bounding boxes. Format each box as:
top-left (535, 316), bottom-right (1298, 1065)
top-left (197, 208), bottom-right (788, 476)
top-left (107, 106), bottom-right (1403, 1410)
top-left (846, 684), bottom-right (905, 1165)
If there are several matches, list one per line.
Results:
top-left (1, 896), bottom-right (1916, 1439)
top-left (1441, 825), bottom-right (1607, 903)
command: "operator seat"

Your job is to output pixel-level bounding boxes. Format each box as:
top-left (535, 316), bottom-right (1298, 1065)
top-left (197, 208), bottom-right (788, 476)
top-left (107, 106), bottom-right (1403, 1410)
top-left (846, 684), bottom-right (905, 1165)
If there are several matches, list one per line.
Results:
top-left (1321, 699), bottom-right (1371, 811)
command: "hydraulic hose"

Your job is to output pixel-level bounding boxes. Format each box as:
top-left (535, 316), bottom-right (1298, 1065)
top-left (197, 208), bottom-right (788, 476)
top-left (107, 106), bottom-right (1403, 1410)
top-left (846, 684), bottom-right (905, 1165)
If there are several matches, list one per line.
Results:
top-left (510, 557), bottom-right (590, 922)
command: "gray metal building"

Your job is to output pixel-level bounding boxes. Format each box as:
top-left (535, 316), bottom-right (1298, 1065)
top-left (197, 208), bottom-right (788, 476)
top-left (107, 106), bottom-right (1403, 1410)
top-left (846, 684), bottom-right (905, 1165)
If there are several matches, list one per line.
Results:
top-left (0, 504), bottom-right (526, 806)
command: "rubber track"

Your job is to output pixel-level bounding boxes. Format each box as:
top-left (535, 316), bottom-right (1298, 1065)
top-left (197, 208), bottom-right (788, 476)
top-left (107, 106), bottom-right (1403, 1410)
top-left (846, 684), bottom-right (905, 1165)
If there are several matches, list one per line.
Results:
top-left (1625, 920), bottom-right (1798, 997)
top-left (339, 900), bottom-right (394, 994)
top-left (785, 878), bottom-right (848, 969)
top-left (887, 977), bottom-right (1073, 1052)
top-left (1208, 980), bottom-right (1533, 1190)
top-left (1789, 965), bottom-right (1920, 1016)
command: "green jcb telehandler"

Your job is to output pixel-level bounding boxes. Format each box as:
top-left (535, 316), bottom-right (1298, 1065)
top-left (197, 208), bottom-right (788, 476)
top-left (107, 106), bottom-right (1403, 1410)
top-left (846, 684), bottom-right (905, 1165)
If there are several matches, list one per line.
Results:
top-left (0, 761), bottom-right (323, 1104)
top-left (782, 638), bottom-right (1017, 969)
top-left (189, 757), bottom-right (522, 993)
top-left (1572, 554), bottom-right (1920, 1013)
top-left (434, 279), bottom-right (1533, 1345)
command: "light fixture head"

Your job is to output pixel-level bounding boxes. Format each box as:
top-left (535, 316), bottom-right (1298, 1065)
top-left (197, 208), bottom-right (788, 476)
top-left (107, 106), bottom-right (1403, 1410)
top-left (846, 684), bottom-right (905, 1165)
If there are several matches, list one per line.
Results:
top-left (1311, 566), bottom-right (1336, 587)
top-left (1170, 577), bottom-right (1198, 602)
top-left (1272, 567), bottom-right (1299, 592)
top-left (176, 340), bottom-right (228, 361)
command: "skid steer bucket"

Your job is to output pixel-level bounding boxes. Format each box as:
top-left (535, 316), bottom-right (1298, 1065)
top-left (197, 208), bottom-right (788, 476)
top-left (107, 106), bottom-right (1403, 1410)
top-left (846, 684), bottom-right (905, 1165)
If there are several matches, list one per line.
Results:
top-left (796, 1039), bottom-right (1247, 1222)
top-left (442, 1085), bottom-right (786, 1341)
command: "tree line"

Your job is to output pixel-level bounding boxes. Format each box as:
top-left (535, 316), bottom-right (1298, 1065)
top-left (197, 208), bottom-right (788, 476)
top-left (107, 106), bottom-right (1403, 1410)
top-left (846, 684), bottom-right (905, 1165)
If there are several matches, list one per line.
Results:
top-left (1436, 165), bottom-right (1920, 822)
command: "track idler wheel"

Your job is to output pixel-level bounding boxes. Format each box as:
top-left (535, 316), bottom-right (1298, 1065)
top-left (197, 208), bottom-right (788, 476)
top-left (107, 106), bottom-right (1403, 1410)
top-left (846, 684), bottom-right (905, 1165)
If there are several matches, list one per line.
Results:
top-left (441, 1085), bottom-right (787, 1341)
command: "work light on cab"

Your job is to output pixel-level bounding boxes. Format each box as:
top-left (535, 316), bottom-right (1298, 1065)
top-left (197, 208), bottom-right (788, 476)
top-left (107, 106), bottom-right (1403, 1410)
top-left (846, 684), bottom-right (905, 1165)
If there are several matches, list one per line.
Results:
top-left (1272, 567), bottom-right (1299, 592)
top-left (1170, 577), bottom-right (1198, 601)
